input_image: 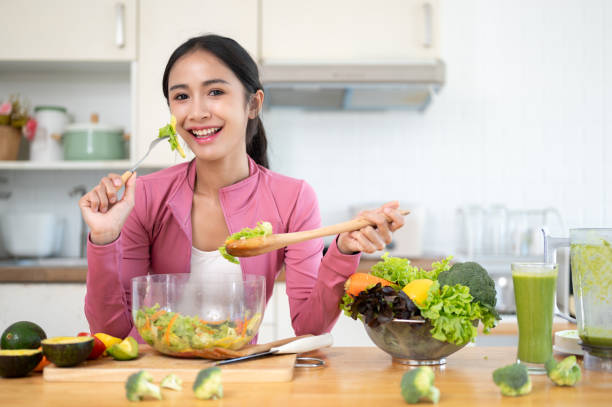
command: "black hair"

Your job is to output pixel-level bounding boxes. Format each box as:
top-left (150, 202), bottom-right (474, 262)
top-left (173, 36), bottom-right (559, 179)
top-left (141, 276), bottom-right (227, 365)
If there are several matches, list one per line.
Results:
top-left (162, 34), bottom-right (268, 168)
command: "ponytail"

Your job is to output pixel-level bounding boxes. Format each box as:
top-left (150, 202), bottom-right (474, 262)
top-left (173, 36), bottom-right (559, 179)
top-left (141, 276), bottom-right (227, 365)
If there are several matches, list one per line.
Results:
top-left (246, 116), bottom-right (269, 169)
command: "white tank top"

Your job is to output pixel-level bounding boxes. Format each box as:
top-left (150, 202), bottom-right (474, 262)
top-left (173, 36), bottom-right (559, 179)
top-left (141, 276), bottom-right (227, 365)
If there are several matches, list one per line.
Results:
top-left (190, 246), bottom-right (243, 277)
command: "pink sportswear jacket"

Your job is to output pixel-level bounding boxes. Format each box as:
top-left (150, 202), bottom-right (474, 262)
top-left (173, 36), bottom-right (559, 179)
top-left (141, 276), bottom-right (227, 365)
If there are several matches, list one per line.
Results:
top-left (84, 157), bottom-right (360, 341)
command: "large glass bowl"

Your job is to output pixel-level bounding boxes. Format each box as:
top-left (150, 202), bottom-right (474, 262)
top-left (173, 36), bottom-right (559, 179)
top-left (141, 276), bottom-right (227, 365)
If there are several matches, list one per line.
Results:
top-left (364, 319), bottom-right (470, 365)
top-left (132, 273), bottom-right (265, 357)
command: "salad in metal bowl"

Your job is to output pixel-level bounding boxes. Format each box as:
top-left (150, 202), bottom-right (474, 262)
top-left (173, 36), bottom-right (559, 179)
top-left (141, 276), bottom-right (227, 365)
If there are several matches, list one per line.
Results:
top-left (341, 254), bottom-right (500, 364)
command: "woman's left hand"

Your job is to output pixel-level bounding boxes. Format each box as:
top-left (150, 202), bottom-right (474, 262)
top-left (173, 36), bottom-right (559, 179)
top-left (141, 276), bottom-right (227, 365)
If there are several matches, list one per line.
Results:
top-left (336, 201), bottom-right (405, 255)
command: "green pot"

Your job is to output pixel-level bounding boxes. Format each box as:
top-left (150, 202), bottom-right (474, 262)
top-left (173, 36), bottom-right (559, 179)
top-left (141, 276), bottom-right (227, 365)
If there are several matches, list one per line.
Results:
top-left (63, 122), bottom-right (125, 160)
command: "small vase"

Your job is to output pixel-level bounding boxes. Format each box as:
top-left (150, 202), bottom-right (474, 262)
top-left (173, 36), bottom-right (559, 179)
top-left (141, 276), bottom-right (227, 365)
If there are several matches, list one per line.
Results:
top-left (0, 125), bottom-right (21, 160)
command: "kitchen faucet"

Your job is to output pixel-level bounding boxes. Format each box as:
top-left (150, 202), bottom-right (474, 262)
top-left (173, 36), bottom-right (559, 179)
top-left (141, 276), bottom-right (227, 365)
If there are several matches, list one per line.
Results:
top-left (69, 185), bottom-right (88, 258)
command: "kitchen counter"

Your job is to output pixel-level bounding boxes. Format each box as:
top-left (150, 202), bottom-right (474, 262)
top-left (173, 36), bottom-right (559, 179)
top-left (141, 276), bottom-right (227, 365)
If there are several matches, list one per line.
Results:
top-left (0, 258), bottom-right (87, 283)
top-left (0, 346), bottom-right (609, 406)
top-left (0, 257), bottom-right (443, 283)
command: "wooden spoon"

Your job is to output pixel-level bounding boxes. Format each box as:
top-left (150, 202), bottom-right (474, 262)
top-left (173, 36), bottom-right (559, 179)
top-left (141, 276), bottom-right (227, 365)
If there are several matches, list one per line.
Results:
top-left (225, 209), bottom-right (410, 258)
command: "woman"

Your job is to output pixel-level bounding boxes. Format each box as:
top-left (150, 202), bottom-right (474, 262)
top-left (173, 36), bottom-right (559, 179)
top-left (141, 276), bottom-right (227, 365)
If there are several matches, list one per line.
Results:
top-left (79, 34), bottom-right (405, 341)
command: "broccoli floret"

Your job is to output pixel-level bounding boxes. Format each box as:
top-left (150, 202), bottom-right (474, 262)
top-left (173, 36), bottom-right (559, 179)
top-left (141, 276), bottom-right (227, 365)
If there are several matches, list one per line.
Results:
top-left (193, 366), bottom-right (223, 400)
top-left (437, 262), bottom-right (498, 311)
top-left (492, 363), bottom-right (532, 397)
top-left (546, 356), bottom-right (582, 386)
top-left (400, 366), bottom-right (440, 404)
top-left (160, 373), bottom-right (183, 391)
top-left (125, 370), bottom-right (162, 402)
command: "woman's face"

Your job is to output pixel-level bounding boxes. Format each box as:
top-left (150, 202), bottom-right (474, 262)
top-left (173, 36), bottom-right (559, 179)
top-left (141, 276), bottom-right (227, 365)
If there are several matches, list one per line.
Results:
top-left (167, 49), bottom-right (260, 162)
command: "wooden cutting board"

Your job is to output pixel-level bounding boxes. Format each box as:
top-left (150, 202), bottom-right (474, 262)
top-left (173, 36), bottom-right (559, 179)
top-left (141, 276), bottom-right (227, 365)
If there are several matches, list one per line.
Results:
top-left (43, 344), bottom-right (296, 383)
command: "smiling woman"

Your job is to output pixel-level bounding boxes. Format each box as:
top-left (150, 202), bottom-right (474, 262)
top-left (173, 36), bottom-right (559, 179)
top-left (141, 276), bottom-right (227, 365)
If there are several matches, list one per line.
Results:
top-left (79, 34), bottom-right (406, 343)
top-left (162, 36), bottom-right (266, 170)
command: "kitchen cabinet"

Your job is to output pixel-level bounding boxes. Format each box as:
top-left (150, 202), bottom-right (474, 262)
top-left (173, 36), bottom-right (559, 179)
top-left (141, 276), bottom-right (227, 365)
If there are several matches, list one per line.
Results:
top-left (135, 0), bottom-right (259, 166)
top-left (261, 0), bottom-right (440, 63)
top-left (0, 0), bottom-right (137, 61)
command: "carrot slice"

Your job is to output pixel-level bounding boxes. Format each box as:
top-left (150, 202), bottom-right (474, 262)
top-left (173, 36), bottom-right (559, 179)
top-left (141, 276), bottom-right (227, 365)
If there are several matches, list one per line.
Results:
top-left (240, 315), bottom-right (249, 337)
top-left (164, 314), bottom-right (179, 345)
top-left (151, 310), bottom-right (166, 321)
top-left (344, 273), bottom-right (393, 297)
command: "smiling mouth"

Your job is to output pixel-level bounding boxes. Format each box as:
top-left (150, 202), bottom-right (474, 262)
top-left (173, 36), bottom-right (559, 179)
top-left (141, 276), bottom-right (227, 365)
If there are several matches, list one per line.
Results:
top-left (190, 127), bottom-right (222, 138)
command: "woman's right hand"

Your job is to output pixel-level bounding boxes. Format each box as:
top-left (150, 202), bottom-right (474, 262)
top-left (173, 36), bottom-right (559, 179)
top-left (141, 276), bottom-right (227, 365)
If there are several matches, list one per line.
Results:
top-left (78, 172), bottom-right (137, 245)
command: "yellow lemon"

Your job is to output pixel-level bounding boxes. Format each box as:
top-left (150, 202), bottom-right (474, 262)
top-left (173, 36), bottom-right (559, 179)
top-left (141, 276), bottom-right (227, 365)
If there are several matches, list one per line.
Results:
top-left (402, 279), bottom-right (435, 306)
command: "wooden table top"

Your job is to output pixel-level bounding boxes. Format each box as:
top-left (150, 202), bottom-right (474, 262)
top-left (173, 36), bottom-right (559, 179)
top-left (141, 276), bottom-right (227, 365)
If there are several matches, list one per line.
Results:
top-left (1, 346), bottom-right (610, 406)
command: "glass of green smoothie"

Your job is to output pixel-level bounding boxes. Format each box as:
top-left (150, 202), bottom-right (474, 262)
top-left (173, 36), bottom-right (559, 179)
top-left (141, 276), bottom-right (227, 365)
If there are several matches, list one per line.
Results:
top-left (512, 262), bottom-right (558, 374)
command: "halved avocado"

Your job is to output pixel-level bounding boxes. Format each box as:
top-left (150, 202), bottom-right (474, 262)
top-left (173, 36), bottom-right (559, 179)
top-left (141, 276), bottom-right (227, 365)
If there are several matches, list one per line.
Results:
top-left (41, 336), bottom-right (94, 367)
top-left (0, 349), bottom-right (43, 377)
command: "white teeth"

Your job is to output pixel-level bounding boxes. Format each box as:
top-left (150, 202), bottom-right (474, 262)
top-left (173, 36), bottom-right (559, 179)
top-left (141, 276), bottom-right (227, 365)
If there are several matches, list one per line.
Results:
top-left (192, 128), bottom-right (220, 137)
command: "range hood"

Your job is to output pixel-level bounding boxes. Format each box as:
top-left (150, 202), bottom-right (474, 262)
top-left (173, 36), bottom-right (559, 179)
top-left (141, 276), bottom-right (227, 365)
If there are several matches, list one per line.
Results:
top-left (260, 60), bottom-right (445, 111)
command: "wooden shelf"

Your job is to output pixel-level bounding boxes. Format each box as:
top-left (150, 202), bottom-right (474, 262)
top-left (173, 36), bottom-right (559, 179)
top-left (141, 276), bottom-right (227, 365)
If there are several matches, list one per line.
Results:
top-left (0, 160), bottom-right (133, 170)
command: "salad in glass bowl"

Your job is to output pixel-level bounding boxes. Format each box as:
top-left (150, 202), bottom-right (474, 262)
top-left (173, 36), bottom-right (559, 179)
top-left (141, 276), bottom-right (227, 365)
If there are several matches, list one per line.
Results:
top-left (132, 273), bottom-right (265, 357)
top-left (340, 254), bottom-right (500, 364)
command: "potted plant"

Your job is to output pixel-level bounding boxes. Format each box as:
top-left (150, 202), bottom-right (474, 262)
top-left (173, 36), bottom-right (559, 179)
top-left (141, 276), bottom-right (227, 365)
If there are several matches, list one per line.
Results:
top-left (0, 95), bottom-right (37, 160)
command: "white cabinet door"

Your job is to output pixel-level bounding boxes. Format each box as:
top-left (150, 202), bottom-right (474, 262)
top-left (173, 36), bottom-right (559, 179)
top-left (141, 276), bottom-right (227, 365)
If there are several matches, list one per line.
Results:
top-left (136, 0), bottom-right (259, 167)
top-left (0, 284), bottom-right (89, 338)
top-left (262, 0), bottom-right (439, 62)
top-left (0, 0), bottom-right (136, 61)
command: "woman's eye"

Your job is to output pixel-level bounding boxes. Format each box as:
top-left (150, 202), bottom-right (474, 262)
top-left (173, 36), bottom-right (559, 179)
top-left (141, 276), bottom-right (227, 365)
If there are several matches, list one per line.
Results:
top-left (173, 93), bottom-right (188, 101)
top-left (209, 89), bottom-right (224, 96)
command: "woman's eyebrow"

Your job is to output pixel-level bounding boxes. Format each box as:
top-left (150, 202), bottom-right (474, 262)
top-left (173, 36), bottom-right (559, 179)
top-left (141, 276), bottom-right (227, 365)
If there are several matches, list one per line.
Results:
top-left (202, 78), bottom-right (230, 86)
top-left (169, 78), bottom-right (230, 92)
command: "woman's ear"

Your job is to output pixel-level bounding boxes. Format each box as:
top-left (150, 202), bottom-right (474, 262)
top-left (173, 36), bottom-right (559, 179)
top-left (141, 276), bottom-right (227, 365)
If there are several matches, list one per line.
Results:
top-left (248, 89), bottom-right (265, 119)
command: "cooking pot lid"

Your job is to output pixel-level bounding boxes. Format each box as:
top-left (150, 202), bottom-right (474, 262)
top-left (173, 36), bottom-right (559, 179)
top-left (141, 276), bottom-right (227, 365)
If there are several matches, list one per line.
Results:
top-left (34, 105), bottom-right (67, 113)
top-left (65, 122), bottom-right (123, 133)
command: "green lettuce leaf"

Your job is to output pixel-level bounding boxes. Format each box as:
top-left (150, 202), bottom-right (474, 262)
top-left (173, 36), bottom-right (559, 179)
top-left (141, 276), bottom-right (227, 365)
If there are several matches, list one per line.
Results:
top-left (219, 246), bottom-right (240, 264)
top-left (227, 221), bottom-right (273, 241)
top-left (158, 120), bottom-right (186, 158)
top-left (370, 252), bottom-right (452, 287)
top-left (418, 281), bottom-right (497, 345)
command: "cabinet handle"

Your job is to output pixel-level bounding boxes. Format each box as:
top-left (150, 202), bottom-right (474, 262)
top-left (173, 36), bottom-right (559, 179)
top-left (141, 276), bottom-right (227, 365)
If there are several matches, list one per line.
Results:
top-left (115, 3), bottom-right (125, 48)
top-left (423, 2), bottom-right (433, 49)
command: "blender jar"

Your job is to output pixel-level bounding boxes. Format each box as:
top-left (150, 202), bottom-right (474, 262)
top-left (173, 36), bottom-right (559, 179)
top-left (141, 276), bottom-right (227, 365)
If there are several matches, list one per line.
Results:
top-left (545, 228), bottom-right (612, 371)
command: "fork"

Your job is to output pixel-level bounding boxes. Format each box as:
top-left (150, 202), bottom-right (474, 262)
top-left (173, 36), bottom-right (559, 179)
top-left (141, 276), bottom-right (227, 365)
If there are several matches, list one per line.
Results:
top-left (118, 136), bottom-right (169, 186)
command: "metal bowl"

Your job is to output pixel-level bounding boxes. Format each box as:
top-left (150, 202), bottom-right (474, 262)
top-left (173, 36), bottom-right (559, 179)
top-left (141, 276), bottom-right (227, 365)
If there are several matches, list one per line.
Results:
top-left (131, 273), bottom-right (265, 357)
top-left (364, 319), bottom-right (469, 365)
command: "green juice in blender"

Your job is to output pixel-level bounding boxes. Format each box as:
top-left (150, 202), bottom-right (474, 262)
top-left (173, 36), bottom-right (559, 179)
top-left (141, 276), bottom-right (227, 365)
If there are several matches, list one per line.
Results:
top-left (512, 265), bottom-right (558, 367)
top-left (571, 239), bottom-right (612, 350)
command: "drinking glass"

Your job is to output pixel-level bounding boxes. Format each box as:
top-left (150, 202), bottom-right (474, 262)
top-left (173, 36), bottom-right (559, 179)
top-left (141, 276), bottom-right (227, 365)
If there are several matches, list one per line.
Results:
top-left (512, 263), bottom-right (558, 374)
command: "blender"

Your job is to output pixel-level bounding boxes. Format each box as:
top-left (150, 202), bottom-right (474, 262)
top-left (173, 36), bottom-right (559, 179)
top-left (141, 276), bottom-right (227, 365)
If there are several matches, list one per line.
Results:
top-left (545, 228), bottom-right (612, 371)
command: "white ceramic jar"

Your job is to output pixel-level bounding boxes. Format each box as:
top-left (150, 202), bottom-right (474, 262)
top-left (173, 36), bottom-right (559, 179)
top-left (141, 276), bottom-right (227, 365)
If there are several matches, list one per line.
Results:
top-left (30, 106), bottom-right (68, 162)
